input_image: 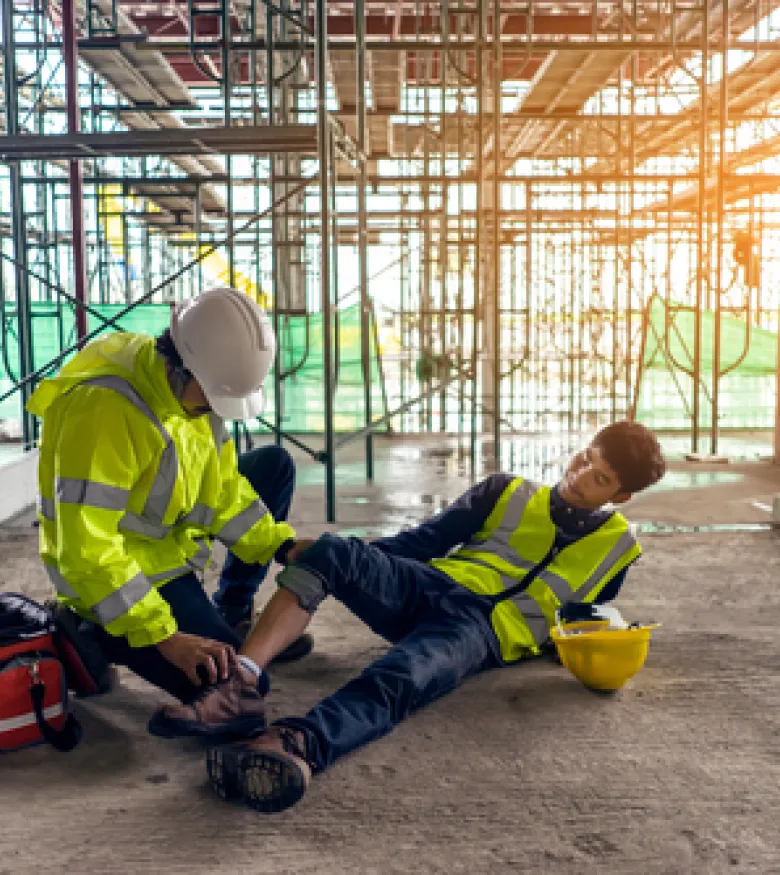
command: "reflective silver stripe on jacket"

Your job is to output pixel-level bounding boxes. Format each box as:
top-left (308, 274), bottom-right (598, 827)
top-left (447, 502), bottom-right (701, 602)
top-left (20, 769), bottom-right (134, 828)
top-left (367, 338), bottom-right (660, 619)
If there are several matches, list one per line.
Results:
top-left (209, 414), bottom-right (229, 455)
top-left (91, 572), bottom-right (152, 626)
top-left (45, 564), bottom-right (154, 626)
top-left (214, 501), bottom-right (267, 547)
top-left (78, 376), bottom-right (180, 535)
top-left (44, 565), bottom-right (80, 600)
top-left (571, 530), bottom-right (638, 600)
top-left (55, 477), bottom-right (130, 512)
top-left (178, 504), bottom-right (215, 529)
top-left (148, 565), bottom-right (192, 584)
top-left (187, 538), bottom-right (211, 571)
top-left (118, 514), bottom-right (171, 540)
top-left (38, 496), bottom-right (55, 521)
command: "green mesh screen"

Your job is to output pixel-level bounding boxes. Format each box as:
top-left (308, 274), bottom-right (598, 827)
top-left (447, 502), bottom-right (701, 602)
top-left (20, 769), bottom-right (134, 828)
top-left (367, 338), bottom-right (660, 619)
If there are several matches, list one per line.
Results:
top-left (634, 297), bottom-right (777, 430)
top-left (0, 303), bottom-right (387, 433)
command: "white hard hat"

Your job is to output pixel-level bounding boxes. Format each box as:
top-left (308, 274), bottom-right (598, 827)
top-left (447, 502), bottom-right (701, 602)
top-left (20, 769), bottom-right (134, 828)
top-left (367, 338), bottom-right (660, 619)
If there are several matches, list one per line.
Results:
top-left (169, 287), bottom-right (276, 421)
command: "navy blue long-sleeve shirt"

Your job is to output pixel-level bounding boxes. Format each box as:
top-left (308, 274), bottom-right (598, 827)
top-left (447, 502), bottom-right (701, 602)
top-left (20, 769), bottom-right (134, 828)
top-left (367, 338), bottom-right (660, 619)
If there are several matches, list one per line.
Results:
top-left (372, 473), bottom-right (631, 603)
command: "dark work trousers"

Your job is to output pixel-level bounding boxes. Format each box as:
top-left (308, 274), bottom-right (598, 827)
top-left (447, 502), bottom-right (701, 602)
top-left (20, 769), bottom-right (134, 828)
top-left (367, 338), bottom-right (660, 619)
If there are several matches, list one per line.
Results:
top-left (90, 444), bottom-right (295, 702)
top-left (274, 534), bottom-right (504, 772)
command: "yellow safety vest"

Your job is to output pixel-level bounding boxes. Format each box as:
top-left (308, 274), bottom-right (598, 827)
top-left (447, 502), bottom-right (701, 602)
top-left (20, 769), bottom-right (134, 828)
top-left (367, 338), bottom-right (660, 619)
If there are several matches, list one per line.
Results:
top-left (431, 477), bottom-right (641, 661)
top-left (26, 332), bottom-right (295, 648)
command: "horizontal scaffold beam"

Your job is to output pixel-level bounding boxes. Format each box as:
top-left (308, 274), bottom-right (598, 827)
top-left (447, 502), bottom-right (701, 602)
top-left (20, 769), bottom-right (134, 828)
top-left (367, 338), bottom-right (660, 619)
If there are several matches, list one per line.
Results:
top-left (0, 125), bottom-right (318, 161)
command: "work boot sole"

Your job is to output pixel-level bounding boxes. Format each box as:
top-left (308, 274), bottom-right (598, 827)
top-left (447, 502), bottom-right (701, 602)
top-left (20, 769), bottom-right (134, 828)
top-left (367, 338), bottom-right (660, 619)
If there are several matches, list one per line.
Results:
top-left (206, 744), bottom-right (308, 813)
top-left (147, 710), bottom-right (266, 740)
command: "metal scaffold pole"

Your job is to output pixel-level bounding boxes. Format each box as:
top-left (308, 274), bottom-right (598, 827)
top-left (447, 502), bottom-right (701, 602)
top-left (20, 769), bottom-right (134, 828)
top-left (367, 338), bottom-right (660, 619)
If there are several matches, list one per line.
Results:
top-left (62, 0), bottom-right (88, 343)
top-left (2, 1), bottom-right (36, 448)
top-left (356, 0), bottom-right (373, 480)
top-left (693, 0), bottom-right (709, 452)
top-left (316, 0), bottom-right (336, 521)
top-left (492, 0), bottom-right (502, 467)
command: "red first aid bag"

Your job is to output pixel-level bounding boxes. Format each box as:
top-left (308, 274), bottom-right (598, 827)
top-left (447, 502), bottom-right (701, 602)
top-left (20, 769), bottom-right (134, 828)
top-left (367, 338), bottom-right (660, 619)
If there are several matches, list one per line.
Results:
top-left (0, 594), bottom-right (82, 753)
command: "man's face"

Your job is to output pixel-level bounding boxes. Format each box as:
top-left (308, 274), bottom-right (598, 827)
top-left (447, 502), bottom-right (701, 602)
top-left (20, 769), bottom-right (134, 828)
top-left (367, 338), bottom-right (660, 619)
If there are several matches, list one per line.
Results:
top-left (559, 443), bottom-right (630, 510)
top-left (180, 377), bottom-right (212, 417)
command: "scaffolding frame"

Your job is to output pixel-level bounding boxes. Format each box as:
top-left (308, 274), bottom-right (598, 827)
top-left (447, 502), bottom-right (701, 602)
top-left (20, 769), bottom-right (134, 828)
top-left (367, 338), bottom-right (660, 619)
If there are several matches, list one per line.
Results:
top-left (3, 0), bottom-right (780, 523)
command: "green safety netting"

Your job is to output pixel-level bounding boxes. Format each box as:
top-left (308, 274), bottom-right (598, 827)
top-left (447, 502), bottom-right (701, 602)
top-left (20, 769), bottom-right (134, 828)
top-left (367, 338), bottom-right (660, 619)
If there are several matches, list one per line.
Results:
top-left (633, 297), bottom-right (777, 431)
top-left (0, 302), bottom-right (387, 433)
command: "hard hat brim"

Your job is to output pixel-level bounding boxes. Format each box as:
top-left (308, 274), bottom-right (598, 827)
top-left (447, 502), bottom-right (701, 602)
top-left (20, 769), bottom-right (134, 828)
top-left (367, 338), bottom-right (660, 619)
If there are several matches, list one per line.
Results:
top-left (204, 386), bottom-right (265, 421)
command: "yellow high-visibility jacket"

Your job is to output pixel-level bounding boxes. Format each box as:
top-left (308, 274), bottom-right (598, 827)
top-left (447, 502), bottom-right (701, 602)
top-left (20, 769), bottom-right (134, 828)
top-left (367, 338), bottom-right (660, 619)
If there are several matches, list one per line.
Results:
top-left (431, 478), bottom-right (641, 661)
top-left (27, 332), bottom-right (295, 648)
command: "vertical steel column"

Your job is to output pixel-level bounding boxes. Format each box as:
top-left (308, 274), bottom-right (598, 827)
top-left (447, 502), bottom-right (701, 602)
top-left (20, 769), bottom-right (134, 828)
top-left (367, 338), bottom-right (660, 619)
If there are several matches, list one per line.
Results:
top-left (492, 0), bottom-right (501, 465)
top-left (422, 50), bottom-right (432, 433)
top-left (355, 0), bottom-right (373, 478)
top-left (712, 0), bottom-right (728, 455)
top-left (525, 181), bottom-right (532, 427)
top-left (627, 0), bottom-right (638, 420)
top-left (222, 0), bottom-right (236, 289)
top-left (195, 182), bottom-right (203, 294)
top-left (267, 2), bottom-right (283, 445)
top-left (316, 0), bottom-right (336, 521)
top-left (472, 2), bottom-right (485, 471)
top-left (2, 1), bottom-right (35, 447)
top-left (693, 1), bottom-right (709, 451)
top-left (62, 0), bottom-right (88, 341)
top-left (613, 60), bottom-right (623, 423)
top-left (440, 7), bottom-right (449, 433)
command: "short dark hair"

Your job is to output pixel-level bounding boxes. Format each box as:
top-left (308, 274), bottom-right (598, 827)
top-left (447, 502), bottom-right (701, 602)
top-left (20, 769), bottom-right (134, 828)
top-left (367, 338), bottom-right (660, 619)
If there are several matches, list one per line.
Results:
top-left (155, 329), bottom-right (190, 377)
top-left (593, 420), bottom-right (666, 494)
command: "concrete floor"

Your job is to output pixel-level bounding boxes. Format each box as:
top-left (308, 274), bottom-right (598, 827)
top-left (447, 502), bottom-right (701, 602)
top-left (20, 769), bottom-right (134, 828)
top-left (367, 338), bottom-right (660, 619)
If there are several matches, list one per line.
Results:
top-left (1, 434), bottom-right (779, 874)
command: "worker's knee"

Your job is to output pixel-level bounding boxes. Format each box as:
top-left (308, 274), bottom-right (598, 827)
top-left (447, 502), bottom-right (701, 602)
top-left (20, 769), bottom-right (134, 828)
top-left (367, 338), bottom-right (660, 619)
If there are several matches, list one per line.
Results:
top-left (238, 443), bottom-right (296, 491)
top-left (265, 444), bottom-right (295, 485)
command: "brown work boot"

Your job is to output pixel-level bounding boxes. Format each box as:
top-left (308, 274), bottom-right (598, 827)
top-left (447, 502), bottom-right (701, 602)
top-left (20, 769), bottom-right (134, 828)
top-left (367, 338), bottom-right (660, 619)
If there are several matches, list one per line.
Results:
top-left (147, 663), bottom-right (268, 739)
top-left (206, 725), bottom-right (312, 812)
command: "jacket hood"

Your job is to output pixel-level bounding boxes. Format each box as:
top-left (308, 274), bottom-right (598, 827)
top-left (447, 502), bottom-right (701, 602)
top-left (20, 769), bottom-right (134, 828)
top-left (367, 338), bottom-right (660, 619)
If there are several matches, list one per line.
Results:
top-left (26, 332), bottom-right (181, 419)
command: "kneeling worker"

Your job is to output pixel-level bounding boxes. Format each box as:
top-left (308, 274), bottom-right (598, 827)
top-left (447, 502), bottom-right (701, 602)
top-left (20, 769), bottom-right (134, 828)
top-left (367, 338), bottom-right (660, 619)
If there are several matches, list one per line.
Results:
top-left (27, 287), bottom-right (311, 707)
top-left (151, 420), bottom-right (665, 812)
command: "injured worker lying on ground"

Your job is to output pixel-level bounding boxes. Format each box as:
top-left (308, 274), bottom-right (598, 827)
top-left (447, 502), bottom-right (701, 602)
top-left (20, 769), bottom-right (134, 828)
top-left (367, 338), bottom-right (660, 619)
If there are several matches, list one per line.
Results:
top-left (150, 420), bottom-right (666, 814)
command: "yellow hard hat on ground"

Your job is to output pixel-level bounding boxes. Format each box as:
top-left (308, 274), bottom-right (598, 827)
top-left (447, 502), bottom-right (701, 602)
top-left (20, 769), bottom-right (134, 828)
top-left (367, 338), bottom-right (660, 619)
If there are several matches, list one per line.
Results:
top-left (550, 603), bottom-right (660, 692)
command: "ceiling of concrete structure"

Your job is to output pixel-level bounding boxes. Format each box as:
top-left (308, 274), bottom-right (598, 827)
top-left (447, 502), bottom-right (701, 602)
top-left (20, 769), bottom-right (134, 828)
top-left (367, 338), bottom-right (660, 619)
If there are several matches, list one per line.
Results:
top-left (8, 0), bottom-right (780, 225)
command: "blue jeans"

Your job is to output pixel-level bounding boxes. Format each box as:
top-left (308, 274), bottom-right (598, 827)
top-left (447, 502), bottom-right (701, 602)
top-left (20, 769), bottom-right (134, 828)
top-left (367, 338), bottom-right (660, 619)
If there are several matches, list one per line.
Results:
top-left (275, 535), bottom-right (503, 772)
top-left (214, 444), bottom-right (296, 614)
top-left (91, 444), bottom-right (295, 702)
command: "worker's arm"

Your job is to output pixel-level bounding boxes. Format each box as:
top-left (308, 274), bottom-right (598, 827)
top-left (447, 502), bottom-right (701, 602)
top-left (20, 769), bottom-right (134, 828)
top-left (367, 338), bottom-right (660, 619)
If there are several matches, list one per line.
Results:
top-left (47, 388), bottom-right (178, 648)
top-left (210, 432), bottom-right (296, 565)
top-left (371, 472), bottom-right (516, 563)
top-left (592, 566), bottom-right (630, 603)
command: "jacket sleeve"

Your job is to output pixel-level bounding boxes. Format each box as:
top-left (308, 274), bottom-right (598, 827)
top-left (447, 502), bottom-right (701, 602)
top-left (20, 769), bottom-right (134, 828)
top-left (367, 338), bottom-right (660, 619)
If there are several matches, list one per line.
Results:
top-left (209, 435), bottom-right (296, 565)
top-left (371, 472), bottom-right (516, 562)
top-left (48, 388), bottom-right (178, 648)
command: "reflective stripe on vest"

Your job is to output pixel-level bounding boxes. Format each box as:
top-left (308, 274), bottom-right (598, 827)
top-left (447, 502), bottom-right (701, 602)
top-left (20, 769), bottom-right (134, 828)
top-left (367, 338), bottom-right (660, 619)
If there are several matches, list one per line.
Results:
top-left (458, 554), bottom-right (571, 646)
top-left (456, 479), bottom-right (638, 645)
top-left (570, 529), bottom-right (637, 601)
